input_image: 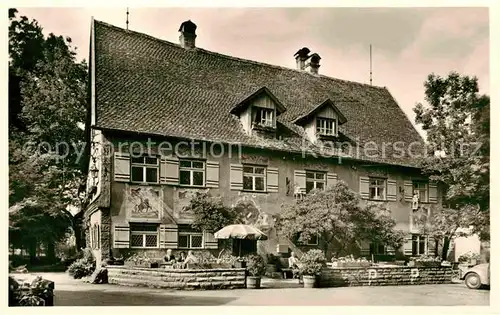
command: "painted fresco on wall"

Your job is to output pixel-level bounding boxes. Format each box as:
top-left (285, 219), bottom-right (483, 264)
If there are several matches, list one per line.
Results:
top-left (233, 197), bottom-right (275, 233)
top-left (128, 187), bottom-right (161, 219)
top-left (176, 188), bottom-right (210, 220)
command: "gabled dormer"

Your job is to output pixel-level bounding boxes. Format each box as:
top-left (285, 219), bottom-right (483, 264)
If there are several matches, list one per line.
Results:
top-left (231, 87), bottom-right (287, 138)
top-left (293, 99), bottom-right (347, 143)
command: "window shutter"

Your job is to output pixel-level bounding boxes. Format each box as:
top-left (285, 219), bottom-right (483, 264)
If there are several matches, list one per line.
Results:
top-left (429, 183), bottom-right (438, 203)
top-left (267, 167), bottom-right (279, 193)
top-left (293, 170), bottom-right (306, 194)
top-left (386, 246), bottom-right (396, 255)
top-left (113, 225), bottom-right (130, 248)
top-left (114, 152), bottom-right (130, 182)
top-left (206, 161), bottom-right (220, 188)
top-left (404, 180), bottom-right (413, 202)
top-left (230, 164), bottom-right (243, 190)
top-left (387, 179), bottom-right (397, 201)
top-left (161, 155), bottom-right (179, 185)
top-left (403, 235), bottom-right (413, 256)
top-left (160, 224), bottom-right (178, 249)
top-left (326, 172), bottom-right (338, 188)
top-left (360, 242), bottom-right (370, 256)
top-left (203, 230), bottom-right (218, 249)
top-left (359, 176), bottom-right (370, 199)
top-left (427, 236), bottom-right (436, 256)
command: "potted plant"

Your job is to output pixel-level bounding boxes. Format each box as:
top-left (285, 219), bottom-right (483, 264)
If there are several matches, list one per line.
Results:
top-left (299, 249), bottom-right (327, 288)
top-left (246, 254), bottom-right (266, 289)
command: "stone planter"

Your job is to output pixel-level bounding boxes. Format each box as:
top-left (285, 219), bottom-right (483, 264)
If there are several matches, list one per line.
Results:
top-left (303, 275), bottom-right (316, 288)
top-left (246, 276), bottom-right (261, 289)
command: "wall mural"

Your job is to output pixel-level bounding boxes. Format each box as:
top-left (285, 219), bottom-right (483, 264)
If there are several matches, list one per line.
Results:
top-left (233, 197), bottom-right (275, 233)
top-left (127, 187), bottom-right (161, 219)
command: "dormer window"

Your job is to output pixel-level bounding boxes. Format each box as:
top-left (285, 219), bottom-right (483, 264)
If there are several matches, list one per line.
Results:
top-left (293, 99), bottom-right (347, 143)
top-left (230, 87), bottom-right (287, 136)
top-left (253, 107), bottom-right (275, 128)
top-left (316, 118), bottom-right (336, 136)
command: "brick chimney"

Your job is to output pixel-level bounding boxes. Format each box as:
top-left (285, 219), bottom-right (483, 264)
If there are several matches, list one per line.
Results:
top-left (294, 47), bottom-right (310, 70)
top-left (305, 53), bottom-right (321, 74)
top-left (179, 20), bottom-right (197, 49)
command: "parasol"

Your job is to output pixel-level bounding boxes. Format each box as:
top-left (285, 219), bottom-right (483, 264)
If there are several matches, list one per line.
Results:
top-left (214, 224), bottom-right (268, 257)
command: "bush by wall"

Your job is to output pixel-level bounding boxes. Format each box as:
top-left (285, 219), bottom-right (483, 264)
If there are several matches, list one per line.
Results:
top-left (67, 248), bottom-right (95, 279)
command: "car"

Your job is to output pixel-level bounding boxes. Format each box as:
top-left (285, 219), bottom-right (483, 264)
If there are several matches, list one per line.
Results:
top-left (463, 263), bottom-right (489, 289)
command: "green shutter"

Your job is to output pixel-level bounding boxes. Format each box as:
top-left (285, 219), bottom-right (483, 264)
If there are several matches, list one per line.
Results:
top-left (267, 167), bottom-right (279, 193)
top-left (404, 180), bottom-right (413, 202)
top-left (203, 230), bottom-right (218, 249)
top-left (326, 172), bottom-right (338, 188)
top-left (403, 235), bottom-right (413, 256)
top-left (429, 183), bottom-right (438, 203)
top-left (161, 155), bottom-right (179, 185)
top-left (206, 161), bottom-right (220, 188)
top-left (114, 152), bottom-right (130, 182)
top-left (359, 176), bottom-right (370, 199)
top-left (160, 224), bottom-right (178, 249)
top-left (294, 170), bottom-right (306, 194)
top-left (113, 225), bottom-right (130, 248)
top-left (230, 164), bottom-right (243, 190)
top-left (387, 179), bottom-right (397, 201)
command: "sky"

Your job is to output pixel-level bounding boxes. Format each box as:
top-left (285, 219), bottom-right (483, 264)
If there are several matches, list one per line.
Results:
top-left (16, 7), bottom-right (490, 137)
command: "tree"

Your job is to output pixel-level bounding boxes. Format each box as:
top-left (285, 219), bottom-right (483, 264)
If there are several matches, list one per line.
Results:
top-left (413, 72), bottom-right (490, 258)
top-left (278, 181), bottom-right (405, 258)
top-left (8, 9), bottom-right (88, 261)
top-left (184, 192), bottom-right (240, 232)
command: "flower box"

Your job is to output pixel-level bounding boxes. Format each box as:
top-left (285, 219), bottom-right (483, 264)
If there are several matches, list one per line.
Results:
top-left (414, 261), bottom-right (441, 268)
top-left (335, 261), bottom-right (371, 268)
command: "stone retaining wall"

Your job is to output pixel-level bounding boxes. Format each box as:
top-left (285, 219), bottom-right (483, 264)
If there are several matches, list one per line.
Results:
top-left (107, 266), bottom-right (246, 290)
top-left (319, 266), bottom-right (452, 287)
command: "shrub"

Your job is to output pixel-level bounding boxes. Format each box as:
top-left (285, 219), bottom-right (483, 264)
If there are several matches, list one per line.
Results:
top-left (299, 249), bottom-right (326, 276)
top-left (9, 276), bottom-right (54, 306)
top-left (246, 254), bottom-right (266, 277)
top-left (67, 248), bottom-right (95, 279)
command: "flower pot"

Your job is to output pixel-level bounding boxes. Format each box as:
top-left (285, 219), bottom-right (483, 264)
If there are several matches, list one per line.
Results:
top-left (246, 276), bottom-right (261, 289)
top-left (303, 275), bottom-right (316, 288)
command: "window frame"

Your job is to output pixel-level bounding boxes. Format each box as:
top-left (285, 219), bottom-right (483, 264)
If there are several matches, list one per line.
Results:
top-left (129, 223), bottom-right (159, 249)
top-left (253, 107), bottom-right (275, 128)
top-left (411, 234), bottom-right (428, 256)
top-left (178, 232), bottom-right (204, 249)
top-left (413, 181), bottom-right (429, 203)
top-left (316, 117), bottom-right (337, 136)
top-left (130, 155), bottom-right (160, 184)
top-left (370, 243), bottom-right (387, 255)
top-left (179, 159), bottom-right (206, 187)
top-left (242, 165), bottom-right (267, 192)
top-left (305, 170), bottom-right (326, 194)
top-left (369, 177), bottom-right (387, 200)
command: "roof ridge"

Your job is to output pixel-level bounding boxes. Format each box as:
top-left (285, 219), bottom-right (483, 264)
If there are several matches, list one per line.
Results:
top-left (94, 19), bottom-right (386, 92)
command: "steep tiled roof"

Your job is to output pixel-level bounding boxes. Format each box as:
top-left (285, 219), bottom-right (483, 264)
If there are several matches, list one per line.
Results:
top-left (92, 20), bottom-right (424, 168)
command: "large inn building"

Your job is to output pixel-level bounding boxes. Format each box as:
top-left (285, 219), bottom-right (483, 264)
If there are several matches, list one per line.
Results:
top-left (84, 19), bottom-right (441, 266)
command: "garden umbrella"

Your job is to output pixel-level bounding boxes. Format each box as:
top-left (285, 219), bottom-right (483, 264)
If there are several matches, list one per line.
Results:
top-left (214, 224), bottom-right (268, 240)
top-left (214, 224), bottom-right (268, 257)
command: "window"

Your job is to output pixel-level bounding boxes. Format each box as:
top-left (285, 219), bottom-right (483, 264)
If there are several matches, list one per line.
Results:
top-left (131, 156), bottom-right (159, 183)
top-left (243, 165), bottom-right (266, 191)
top-left (316, 118), bottom-right (336, 136)
top-left (178, 225), bottom-right (203, 249)
top-left (412, 234), bottom-right (427, 256)
top-left (253, 107), bottom-right (274, 127)
top-left (370, 243), bottom-right (386, 255)
top-left (130, 223), bottom-right (159, 248)
top-left (179, 160), bottom-right (205, 186)
top-left (306, 171), bottom-right (325, 193)
top-left (413, 181), bottom-right (428, 202)
top-left (369, 178), bottom-right (386, 200)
